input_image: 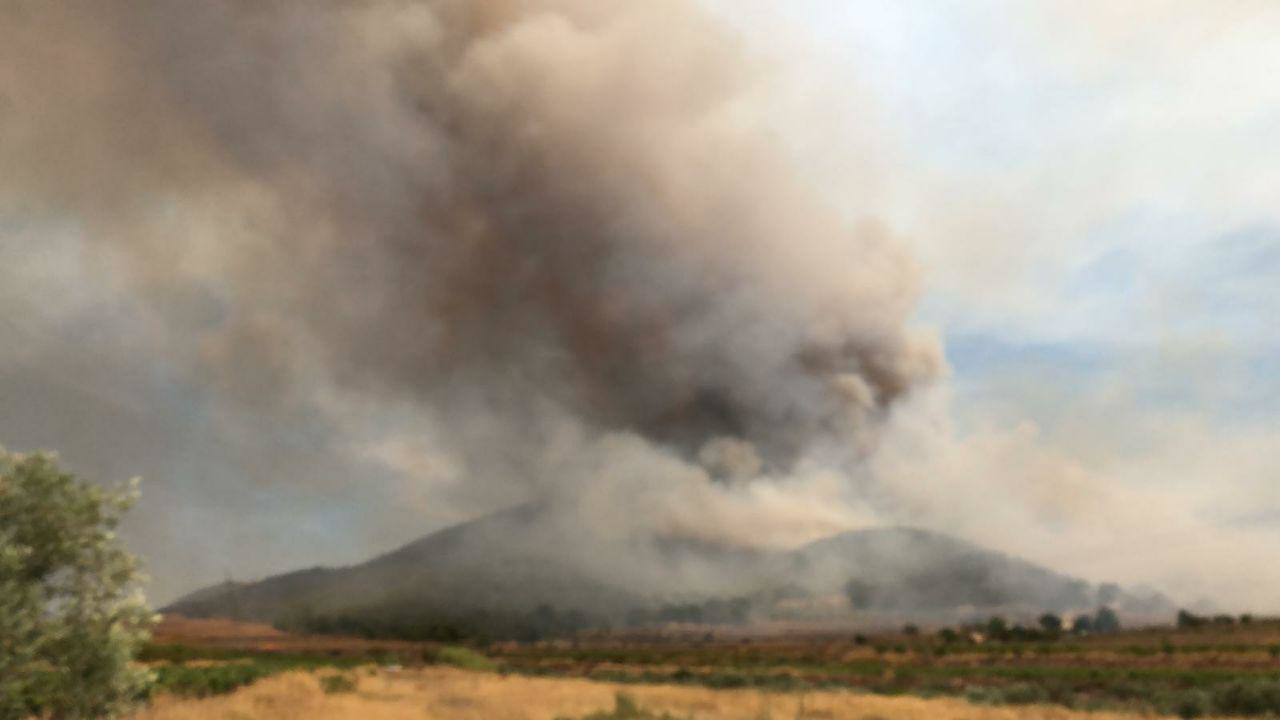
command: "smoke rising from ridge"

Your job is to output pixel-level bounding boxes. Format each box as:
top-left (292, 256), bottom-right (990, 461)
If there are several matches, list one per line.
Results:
top-left (6, 1), bottom-right (1280, 613)
top-left (1, 0), bottom-right (941, 561)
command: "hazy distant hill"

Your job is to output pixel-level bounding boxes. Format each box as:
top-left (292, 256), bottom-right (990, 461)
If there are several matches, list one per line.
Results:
top-left (165, 504), bottom-right (642, 638)
top-left (165, 507), bottom-right (1171, 637)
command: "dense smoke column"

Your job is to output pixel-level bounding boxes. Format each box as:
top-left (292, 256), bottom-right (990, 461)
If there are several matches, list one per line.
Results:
top-left (1, 0), bottom-right (939, 520)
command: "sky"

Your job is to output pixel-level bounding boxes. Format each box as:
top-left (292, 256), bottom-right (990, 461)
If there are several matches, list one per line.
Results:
top-left (2, 1), bottom-right (1278, 609)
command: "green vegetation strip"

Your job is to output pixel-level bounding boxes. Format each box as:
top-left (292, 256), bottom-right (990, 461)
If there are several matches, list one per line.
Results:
top-left (502, 648), bottom-right (1280, 719)
top-left (141, 644), bottom-right (374, 699)
top-left (141, 642), bottom-right (501, 699)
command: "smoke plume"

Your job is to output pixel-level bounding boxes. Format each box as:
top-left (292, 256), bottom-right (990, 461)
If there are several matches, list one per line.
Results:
top-left (2, 1), bottom-right (941, 594)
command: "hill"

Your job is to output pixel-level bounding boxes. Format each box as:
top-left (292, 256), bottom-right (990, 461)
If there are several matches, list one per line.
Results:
top-left (165, 507), bottom-right (1170, 638)
top-left (787, 527), bottom-right (1170, 619)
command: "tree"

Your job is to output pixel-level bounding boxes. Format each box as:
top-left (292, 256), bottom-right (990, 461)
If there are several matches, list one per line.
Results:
top-left (1177, 609), bottom-right (1207, 630)
top-left (1093, 606), bottom-right (1121, 634)
top-left (1071, 614), bottom-right (1094, 634)
top-left (986, 616), bottom-right (1009, 641)
top-left (0, 450), bottom-right (154, 719)
top-left (1039, 613), bottom-right (1063, 634)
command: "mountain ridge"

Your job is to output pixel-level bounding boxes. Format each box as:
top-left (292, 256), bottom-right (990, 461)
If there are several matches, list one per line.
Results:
top-left (165, 507), bottom-right (1173, 636)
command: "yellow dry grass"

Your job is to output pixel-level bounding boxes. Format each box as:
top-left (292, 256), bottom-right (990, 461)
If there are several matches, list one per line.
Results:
top-left (131, 667), bottom-right (1189, 720)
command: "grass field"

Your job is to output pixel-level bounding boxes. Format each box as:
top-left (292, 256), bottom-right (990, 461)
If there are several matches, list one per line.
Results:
top-left (131, 665), bottom-right (1178, 720)
top-left (135, 616), bottom-right (1280, 718)
top-left (487, 624), bottom-right (1280, 718)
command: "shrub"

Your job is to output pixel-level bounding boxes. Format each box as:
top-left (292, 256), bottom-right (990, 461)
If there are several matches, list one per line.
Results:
top-left (562, 692), bottom-right (690, 720)
top-left (1211, 679), bottom-right (1280, 716)
top-left (1177, 610), bottom-right (1207, 630)
top-left (965, 683), bottom-right (1053, 707)
top-left (1168, 689), bottom-right (1211, 719)
top-left (702, 672), bottom-right (750, 689)
top-left (1002, 683), bottom-right (1050, 705)
top-left (150, 651), bottom-right (370, 698)
top-left (318, 673), bottom-right (357, 694)
top-left (152, 663), bottom-right (273, 698)
top-left (1093, 607), bottom-right (1121, 634)
top-left (1038, 613), bottom-right (1063, 634)
top-left (0, 450), bottom-right (154, 719)
top-left (433, 645), bottom-right (498, 672)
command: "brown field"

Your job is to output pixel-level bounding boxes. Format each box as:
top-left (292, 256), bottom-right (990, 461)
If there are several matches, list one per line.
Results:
top-left (132, 665), bottom-right (1185, 720)
top-left (144, 615), bottom-right (1280, 718)
top-left (152, 615), bottom-right (435, 657)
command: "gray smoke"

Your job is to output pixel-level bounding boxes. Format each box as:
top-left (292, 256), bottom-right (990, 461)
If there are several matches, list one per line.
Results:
top-left (1, 0), bottom-right (941, 593)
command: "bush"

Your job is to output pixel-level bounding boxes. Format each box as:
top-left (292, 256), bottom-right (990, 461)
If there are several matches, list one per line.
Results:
top-left (1038, 614), bottom-right (1063, 634)
top-left (150, 651), bottom-right (370, 698)
top-left (432, 645), bottom-right (498, 672)
top-left (702, 672), bottom-right (750, 689)
top-left (1002, 683), bottom-right (1051, 705)
top-left (1211, 679), bottom-right (1280, 716)
top-left (561, 692), bottom-right (690, 720)
top-left (1093, 607), bottom-right (1121, 634)
top-left (1168, 689), bottom-right (1211, 719)
top-left (152, 663), bottom-right (273, 698)
top-left (318, 673), bottom-right (358, 694)
top-left (0, 450), bottom-right (154, 719)
top-left (1177, 610), bottom-right (1207, 629)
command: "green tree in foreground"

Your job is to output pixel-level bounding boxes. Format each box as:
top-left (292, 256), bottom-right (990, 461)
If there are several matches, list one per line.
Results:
top-left (0, 450), bottom-right (154, 719)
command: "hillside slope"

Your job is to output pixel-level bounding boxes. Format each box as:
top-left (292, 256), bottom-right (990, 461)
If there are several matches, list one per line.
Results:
top-left (166, 509), bottom-right (1170, 633)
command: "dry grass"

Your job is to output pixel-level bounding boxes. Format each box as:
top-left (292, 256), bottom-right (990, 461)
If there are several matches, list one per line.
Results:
top-left (131, 666), bottom-right (1188, 720)
top-left (152, 616), bottom-right (290, 644)
top-left (151, 614), bottom-right (430, 657)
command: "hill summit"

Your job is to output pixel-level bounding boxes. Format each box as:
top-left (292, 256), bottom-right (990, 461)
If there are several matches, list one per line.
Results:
top-left (166, 506), bottom-right (1171, 639)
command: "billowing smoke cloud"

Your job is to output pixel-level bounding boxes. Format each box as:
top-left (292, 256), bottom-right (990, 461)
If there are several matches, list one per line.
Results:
top-left (11, 1), bottom-right (1280, 615)
top-left (0, 0), bottom-right (941, 576)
